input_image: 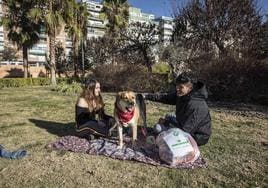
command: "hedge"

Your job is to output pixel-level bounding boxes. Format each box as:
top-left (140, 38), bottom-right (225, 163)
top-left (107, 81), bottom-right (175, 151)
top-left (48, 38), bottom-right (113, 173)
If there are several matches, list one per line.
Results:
top-left (0, 78), bottom-right (76, 88)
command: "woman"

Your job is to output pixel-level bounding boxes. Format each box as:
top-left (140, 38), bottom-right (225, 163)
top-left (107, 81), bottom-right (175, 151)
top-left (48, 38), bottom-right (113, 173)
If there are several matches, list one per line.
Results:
top-left (75, 79), bottom-right (114, 139)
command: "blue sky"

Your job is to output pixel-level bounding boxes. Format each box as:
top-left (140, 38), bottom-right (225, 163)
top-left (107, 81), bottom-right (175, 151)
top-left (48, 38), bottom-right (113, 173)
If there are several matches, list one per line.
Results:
top-left (127, 0), bottom-right (268, 18)
top-left (128, 0), bottom-right (173, 17)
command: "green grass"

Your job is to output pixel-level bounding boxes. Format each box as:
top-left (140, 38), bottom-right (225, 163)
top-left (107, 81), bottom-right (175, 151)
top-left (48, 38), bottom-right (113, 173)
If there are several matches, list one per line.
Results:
top-left (0, 86), bottom-right (267, 187)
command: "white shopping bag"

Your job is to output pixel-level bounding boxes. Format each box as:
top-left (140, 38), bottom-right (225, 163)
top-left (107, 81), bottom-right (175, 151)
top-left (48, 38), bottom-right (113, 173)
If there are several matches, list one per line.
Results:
top-left (156, 128), bottom-right (200, 165)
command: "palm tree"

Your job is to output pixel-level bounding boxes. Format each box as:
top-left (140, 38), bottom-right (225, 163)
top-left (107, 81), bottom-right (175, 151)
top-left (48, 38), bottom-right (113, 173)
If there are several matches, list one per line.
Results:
top-left (29, 0), bottom-right (71, 85)
top-left (101, 0), bottom-right (129, 35)
top-left (66, 0), bottom-right (89, 77)
top-left (1, 0), bottom-right (41, 78)
top-left (100, 0), bottom-right (129, 64)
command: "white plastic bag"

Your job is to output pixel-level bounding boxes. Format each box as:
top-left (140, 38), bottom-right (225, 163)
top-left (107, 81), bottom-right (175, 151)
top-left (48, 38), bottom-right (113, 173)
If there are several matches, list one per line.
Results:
top-left (156, 128), bottom-right (200, 165)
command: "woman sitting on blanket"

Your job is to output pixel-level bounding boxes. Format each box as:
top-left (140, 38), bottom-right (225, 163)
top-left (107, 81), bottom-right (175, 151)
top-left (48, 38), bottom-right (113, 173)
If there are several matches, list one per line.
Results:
top-left (75, 79), bottom-right (114, 139)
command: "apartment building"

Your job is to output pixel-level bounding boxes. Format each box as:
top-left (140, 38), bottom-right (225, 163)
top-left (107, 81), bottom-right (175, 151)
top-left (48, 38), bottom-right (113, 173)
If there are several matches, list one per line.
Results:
top-left (128, 7), bottom-right (175, 46)
top-left (83, 1), bottom-right (174, 46)
top-left (0, 0), bottom-right (4, 54)
top-left (129, 7), bottom-right (156, 24)
top-left (84, 0), bottom-right (106, 38)
top-left (0, 0), bottom-right (72, 77)
top-left (155, 16), bottom-right (174, 46)
top-left (0, 0), bottom-right (174, 77)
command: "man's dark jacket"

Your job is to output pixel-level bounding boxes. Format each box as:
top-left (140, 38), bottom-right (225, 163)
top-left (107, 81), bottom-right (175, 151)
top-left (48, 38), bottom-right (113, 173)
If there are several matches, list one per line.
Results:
top-left (146, 81), bottom-right (211, 146)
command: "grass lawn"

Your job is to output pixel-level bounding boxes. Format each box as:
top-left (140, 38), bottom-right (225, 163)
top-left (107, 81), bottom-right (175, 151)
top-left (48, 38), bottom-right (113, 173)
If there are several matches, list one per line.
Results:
top-left (0, 86), bottom-right (267, 187)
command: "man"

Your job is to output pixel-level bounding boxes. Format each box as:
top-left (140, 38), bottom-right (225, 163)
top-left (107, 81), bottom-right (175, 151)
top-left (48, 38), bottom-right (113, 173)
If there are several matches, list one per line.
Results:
top-left (144, 72), bottom-right (212, 146)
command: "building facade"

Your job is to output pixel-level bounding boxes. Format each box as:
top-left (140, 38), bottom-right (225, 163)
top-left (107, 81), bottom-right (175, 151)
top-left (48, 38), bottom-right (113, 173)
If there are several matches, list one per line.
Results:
top-left (155, 16), bottom-right (174, 46)
top-left (0, 0), bottom-right (174, 77)
top-left (0, 0), bottom-right (72, 77)
top-left (0, 0), bottom-right (4, 54)
top-left (84, 0), bottom-right (106, 39)
top-left (83, 1), bottom-right (174, 45)
top-left (129, 7), bottom-right (156, 23)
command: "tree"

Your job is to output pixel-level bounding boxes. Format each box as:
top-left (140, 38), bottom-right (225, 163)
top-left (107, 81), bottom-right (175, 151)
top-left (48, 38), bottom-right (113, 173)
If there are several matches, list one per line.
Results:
top-left (29, 0), bottom-right (71, 85)
top-left (101, 0), bottom-right (129, 35)
top-left (160, 44), bottom-right (189, 76)
top-left (55, 41), bottom-right (65, 77)
top-left (257, 19), bottom-right (268, 60)
top-left (100, 0), bottom-right (129, 64)
top-left (85, 35), bottom-right (121, 67)
top-left (0, 45), bottom-right (17, 62)
top-left (1, 0), bottom-right (41, 78)
top-left (120, 22), bottom-right (159, 72)
top-left (66, 0), bottom-right (89, 77)
top-left (173, 0), bottom-right (263, 60)
top-left (172, 0), bottom-right (267, 102)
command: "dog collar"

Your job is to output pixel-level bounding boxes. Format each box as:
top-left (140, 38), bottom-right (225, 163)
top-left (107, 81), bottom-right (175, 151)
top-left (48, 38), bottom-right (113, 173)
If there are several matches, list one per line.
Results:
top-left (116, 108), bottom-right (135, 123)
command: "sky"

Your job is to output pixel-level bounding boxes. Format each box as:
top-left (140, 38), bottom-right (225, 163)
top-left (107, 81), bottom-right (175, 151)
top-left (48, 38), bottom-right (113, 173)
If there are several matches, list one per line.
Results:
top-left (127, 0), bottom-right (268, 18)
top-left (128, 0), bottom-right (174, 17)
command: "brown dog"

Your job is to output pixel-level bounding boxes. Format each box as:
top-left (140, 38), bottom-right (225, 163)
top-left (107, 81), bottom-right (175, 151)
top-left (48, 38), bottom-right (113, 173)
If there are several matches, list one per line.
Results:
top-left (109, 91), bottom-right (146, 149)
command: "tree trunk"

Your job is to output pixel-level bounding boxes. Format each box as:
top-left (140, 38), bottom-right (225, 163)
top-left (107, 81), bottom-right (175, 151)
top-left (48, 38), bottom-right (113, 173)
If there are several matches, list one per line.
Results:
top-left (81, 39), bottom-right (85, 77)
top-left (214, 39), bottom-right (228, 59)
top-left (142, 50), bottom-right (152, 72)
top-left (49, 0), bottom-right (56, 85)
top-left (22, 46), bottom-right (28, 78)
top-left (49, 32), bottom-right (57, 85)
top-left (73, 35), bottom-right (79, 78)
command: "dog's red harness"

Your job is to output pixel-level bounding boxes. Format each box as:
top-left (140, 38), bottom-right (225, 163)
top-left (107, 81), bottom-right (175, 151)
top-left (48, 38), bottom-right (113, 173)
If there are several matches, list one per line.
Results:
top-left (116, 108), bottom-right (135, 123)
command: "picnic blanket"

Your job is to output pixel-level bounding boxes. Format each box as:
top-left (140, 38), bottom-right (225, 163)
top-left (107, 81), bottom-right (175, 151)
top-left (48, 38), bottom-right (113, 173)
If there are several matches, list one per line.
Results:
top-left (47, 136), bottom-right (207, 169)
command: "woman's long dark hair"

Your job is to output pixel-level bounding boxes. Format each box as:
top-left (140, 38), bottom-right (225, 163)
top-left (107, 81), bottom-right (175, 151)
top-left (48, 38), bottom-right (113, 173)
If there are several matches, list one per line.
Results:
top-left (80, 79), bottom-right (104, 112)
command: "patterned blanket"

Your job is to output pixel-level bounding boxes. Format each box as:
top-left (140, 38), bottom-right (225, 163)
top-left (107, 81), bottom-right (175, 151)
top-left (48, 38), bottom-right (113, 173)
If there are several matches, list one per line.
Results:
top-left (47, 136), bottom-right (207, 169)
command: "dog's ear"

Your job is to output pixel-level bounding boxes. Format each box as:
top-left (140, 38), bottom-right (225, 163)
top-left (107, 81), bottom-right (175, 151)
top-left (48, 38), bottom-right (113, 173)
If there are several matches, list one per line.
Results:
top-left (116, 92), bottom-right (123, 101)
top-left (117, 92), bottom-right (123, 97)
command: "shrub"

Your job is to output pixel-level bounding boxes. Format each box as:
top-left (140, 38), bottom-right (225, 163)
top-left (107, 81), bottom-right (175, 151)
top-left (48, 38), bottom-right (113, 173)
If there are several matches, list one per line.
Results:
top-left (192, 57), bottom-right (268, 103)
top-left (93, 63), bottom-right (169, 93)
top-left (0, 78), bottom-right (75, 88)
top-left (52, 81), bottom-right (83, 95)
top-left (152, 63), bottom-right (170, 74)
top-left (0, 78), bottom-right (48, 87)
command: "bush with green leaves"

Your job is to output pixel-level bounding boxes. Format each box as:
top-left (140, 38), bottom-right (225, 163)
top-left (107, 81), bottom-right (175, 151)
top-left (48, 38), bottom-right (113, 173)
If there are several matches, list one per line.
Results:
top-left (152, 63), bottom-right (170, 74)
top-left (52, 81), bottom-right (83, 95)
top-left (0, 78), bottom-right (50, 87)
top-left (0, 78), bottom-right (74, 88)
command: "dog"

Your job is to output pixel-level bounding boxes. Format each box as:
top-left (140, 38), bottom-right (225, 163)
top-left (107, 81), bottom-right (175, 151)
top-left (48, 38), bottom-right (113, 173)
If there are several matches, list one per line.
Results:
top-left (109, 91), bottom-right (147, 149)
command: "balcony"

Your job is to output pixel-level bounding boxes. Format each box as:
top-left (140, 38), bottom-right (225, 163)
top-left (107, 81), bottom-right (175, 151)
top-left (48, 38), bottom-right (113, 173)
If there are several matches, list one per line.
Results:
top-left (0, 61), bottom-right (23, 66)
top-left (65, 41), bottom-right (72, 48)
top-left (29, 49), bottom-right (46, 56)
top-left (88, 23), bottom-right (105, 29)
top-left (163, 30), bottom-right (173, 35)
top-left (163, 24), bottom-right (173, 30)
top-left (28, 54), bottom-right (46, 61)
